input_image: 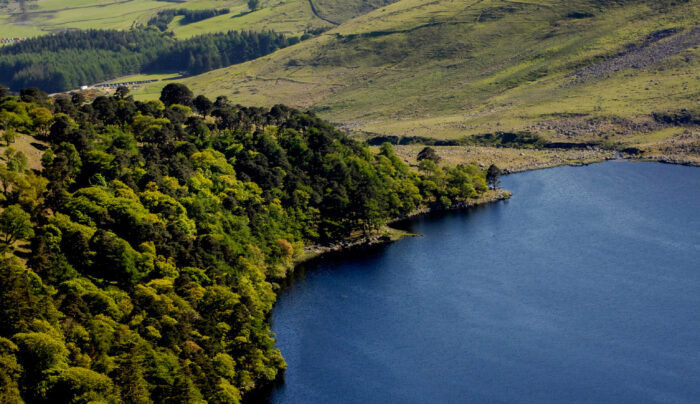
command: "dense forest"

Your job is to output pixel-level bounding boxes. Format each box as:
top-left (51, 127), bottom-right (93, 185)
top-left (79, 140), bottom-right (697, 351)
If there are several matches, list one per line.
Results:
top-left (147, 8), bottom-right (231, 31)
top-left (0, 83), bottom-right (489, 403)
top-left (0, 28), bottom-right (296, 93)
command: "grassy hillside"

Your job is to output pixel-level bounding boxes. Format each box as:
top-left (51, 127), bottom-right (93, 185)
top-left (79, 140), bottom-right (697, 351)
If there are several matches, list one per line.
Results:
top-left (166, 0), bottom-right (326, 38)
top-left (312, 0), bottom-right (399, 24)
top-left (149, 0), bottom-right (698, 158)
top-left (3, 0), bottom-right (697, 162)
top-left (1, 0), bottom-right (303, 37)
top-left (0, 0), bottom-right (166, 36)
top-left (0, 0), bottom-right (392, 38)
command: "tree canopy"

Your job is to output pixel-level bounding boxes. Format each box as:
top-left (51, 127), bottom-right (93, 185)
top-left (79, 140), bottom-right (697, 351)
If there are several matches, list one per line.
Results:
top-left (0, 205), bottom-right (34, 247)
top-left (486, 164), bottom-right (502, 189)
top-left (160, 83), bottom-right (194, 107)
top-left (0, 83), bottom-right (490, 402)
top-left (417, 146), bottom-right (441, 164)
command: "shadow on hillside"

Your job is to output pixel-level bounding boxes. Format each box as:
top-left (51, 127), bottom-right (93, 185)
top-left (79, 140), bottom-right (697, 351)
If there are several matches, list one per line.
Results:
top-left (232, 11), bottom-right (252, 19)
top-left (31, 142), bottom-right (48, 151)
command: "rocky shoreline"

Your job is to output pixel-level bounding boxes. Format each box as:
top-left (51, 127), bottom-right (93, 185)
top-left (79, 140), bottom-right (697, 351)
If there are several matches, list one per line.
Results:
top-left (637, 154), bottom-right (700, 167)
top-left (502, 153), bottom-right (700, 175)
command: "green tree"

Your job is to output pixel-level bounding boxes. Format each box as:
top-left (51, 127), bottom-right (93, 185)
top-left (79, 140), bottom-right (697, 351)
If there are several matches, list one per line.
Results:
top-left (417, 146), bottom-right (441, 164)
top-left (0, 205), bottom-right (34, 247)
top-left (0, 338), bottom-right (23, 404)
top-left (168, 369), bottom-right (204, 403)
top-left (88, 230), bottom-right (143, 286)
top-left (71, 92), bottom-right (86, 106)
top-left (132, 113), bottom-right (170, 141)
top-left (43, 142), bottom-right (82, 186)
top-left (29, 107), bottom-right (53, 137)
top-left (193, 95), bottom-right (213, 117)
top-left (486, 164), bottom-right (502, 190)
top-left (0, 165), bottom-right (20, 203)
top-left (160, 83), bottom-right (194, 107)
top-left (418, 158), bottom-right (437, 173)
top-left (13, 331), bottom-right (69, 400)
top-left (113, 344), bottom-right (152, 404)
top-left (19, 87), bottom-right (49, 107)
top-left (49, 114), bottom-right (78, 143)
top-left (0, 258), bottom-right (59, 336)
top-left (4, 148), bottom-right (27, 173)
top-left (248, 0), bottom-right (260, 11)
top-left (115, 86), bottom-right (130, 100)
top-left (47, 367), bottom-right (120, 404)
top-left (2, 128), bottom-right (16, 146)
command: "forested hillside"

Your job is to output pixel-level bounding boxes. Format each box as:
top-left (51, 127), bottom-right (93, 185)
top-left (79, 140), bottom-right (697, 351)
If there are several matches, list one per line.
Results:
top-left (0, 29), bottom-right (295, 93)
top-left (0, 83), bottom-right (489, 403)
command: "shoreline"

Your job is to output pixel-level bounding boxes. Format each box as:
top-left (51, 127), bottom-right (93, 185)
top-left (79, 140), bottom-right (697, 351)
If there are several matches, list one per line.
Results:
top-left (502, 154), bottom-right (700, 176)
top-left (392, 144), bottom-right (699, 177)
top-left (290, 153), bottom-right (700, 267)
top-left (635, 156), bottom-right (700, 167)
top-left (501, 156), bottom-right (613, 175)
top-left (253, 157), bottom-right (697, 402)
top-left (245, 188), bottom-right (512, 402)
top-left (260, 154), bottom-right (700, 404)
top-left (294, 189), bottom-right (512, 266)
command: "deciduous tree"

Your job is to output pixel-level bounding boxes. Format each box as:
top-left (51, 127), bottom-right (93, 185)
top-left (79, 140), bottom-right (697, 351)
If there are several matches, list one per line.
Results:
top-left (417, 146), bottom-right (441, 164)
top-left (0, 205), bottom-right (33, 247)
top-left (193, 95), bottom-right (213, 117)
top-left (160, 83), bottom-right (194, 107)
top-left (486, 164), bottom-right (502, 189)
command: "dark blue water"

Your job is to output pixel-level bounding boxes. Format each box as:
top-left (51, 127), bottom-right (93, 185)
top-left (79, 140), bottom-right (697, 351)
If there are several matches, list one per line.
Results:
top-left (269, 161), bottom-right (700, 403)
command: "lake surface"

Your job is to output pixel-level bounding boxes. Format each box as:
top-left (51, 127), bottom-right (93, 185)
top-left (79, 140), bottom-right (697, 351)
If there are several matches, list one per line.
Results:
top-left (269, 161), bottom-right (700, 403)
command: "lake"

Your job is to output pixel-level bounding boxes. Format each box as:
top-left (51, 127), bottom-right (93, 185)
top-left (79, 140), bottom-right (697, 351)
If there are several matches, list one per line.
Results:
top-left (268, 161), bottom-right (700, 403)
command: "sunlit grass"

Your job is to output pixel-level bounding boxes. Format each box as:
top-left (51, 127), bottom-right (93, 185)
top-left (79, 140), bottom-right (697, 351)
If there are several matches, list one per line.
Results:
top-left (150, 0), bottom-right (698, 152)
top-left (106, 72), bottom-right (183, 84)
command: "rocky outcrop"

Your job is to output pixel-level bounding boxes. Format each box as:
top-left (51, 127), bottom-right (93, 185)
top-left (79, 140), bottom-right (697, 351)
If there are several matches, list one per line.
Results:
top-left (571, 27), bottom-right (700, 83)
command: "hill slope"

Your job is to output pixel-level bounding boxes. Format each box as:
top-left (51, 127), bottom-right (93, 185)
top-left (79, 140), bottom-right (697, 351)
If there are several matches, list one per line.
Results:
top-left (0, 0), bottom-right (395, 38)
top-left (168, 0), bottom-right (698, 155)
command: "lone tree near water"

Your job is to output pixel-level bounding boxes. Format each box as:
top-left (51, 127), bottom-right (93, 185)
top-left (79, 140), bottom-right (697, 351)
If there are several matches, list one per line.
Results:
top-left (486, 164), bottom-right (502, 189)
